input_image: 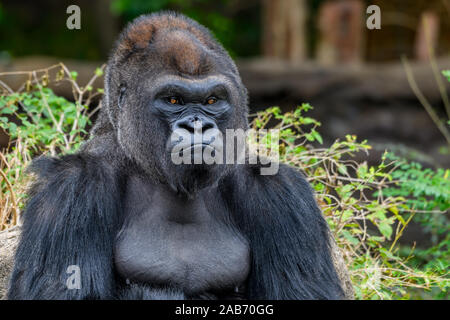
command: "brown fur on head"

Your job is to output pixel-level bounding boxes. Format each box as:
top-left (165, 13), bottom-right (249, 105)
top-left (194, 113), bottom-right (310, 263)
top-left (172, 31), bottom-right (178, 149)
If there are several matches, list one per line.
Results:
top-left (118, 11), bottom-right (213, 51)
top-left (154, 29), bottom-right (207, 76)
top-left (111, 11), bottom-right (234, 74)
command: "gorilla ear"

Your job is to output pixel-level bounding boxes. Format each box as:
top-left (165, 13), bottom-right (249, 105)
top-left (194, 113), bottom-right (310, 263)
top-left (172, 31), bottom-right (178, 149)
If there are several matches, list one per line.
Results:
top-left (118, 84), bottom-right (127, 110)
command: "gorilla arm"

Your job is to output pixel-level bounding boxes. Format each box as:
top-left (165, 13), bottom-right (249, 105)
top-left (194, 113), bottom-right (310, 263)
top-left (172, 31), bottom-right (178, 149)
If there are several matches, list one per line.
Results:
top-left (8, 154), bottom-right (121, 299)
top-left (220, 163), bottom-right (346, 300)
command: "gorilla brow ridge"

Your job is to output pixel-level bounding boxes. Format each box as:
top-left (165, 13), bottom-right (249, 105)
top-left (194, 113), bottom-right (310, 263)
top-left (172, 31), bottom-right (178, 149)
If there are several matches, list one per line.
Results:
top-left (150, 75), bottom-right (236, 104)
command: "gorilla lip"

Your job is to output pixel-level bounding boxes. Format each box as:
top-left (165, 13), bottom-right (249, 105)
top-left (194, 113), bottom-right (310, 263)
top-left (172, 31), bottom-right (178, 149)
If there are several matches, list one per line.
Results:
top-left (170, 134), bottom-right (217, 153)
top-left (170, 143), bottom-right (215, 154)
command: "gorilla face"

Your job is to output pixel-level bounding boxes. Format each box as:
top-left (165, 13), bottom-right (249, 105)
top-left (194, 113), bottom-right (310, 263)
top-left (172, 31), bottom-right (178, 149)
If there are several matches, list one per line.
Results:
top-left (104, 14), bottom-right (248, 194)
top-left (152, 75), bottom-right (233, 160)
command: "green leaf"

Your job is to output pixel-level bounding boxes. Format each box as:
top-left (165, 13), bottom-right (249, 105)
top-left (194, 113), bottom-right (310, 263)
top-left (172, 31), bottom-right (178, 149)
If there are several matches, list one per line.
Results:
top-left (95, 67), bottom-right (104, 77)
top-left (70, 71), bottom-right (78, 80)
top-left (311, 130), bottom-right (323, 144)
top-left (337, 164), bottom-right (348, 175)
top-left (442, 70), bottom-right (450, 82)
top-left (378, 222), bottom-right (393, 239)
top-left (341, 230), bottom-right (359, 245)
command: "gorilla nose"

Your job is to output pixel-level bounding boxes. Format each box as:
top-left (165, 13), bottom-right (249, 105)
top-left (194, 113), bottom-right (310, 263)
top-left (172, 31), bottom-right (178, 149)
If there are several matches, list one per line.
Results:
top-left (173, 116), bottom-right (217, 134)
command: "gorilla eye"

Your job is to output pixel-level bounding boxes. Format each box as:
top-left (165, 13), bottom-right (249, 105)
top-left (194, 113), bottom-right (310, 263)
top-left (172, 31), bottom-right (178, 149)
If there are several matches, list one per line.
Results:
top-left (168, 97), bottom-right (181, 105)
top-left (206, 97), bottom-right (217, 105)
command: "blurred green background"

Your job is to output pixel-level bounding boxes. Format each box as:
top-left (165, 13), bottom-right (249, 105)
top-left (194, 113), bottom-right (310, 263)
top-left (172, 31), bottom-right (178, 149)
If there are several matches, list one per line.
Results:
top-left (1, 0), bottom-right (449, 62)
top-left (0, 0), bottom-right (263, 60)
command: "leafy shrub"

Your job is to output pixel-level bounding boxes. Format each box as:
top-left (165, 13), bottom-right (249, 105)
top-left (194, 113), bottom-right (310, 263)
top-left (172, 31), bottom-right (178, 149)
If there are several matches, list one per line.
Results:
top-left (0, 64), bottom-right (448, 299)
top-left (0, 64), bottom-right (103, 227)
top-left (251, 105), bottom-right (448, 299)
top-left (381, 154), bottom-right (449, 299)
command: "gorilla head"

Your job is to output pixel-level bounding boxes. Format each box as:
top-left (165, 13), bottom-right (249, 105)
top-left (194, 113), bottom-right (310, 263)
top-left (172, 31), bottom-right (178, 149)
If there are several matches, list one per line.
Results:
top-left (104, 12), bottom-right (249, 194)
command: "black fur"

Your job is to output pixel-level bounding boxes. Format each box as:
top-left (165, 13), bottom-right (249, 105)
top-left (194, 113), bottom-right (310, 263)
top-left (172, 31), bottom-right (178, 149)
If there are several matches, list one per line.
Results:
top-left (8, 155), bottom-right (122, 299)
top-left (8, 12), bottom-right (344, 300)
top-left (118, 283), bottom-right (186, 300)
top-left (220, 164), bottom-right (344, 299)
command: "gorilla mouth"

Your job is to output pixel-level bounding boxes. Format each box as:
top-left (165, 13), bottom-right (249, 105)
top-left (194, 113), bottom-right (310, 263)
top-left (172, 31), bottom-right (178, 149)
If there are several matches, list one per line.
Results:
top-left (183, 144), bottom-right (215, 158)
top-left (169, 141), bottom-right (220, 166)
top-left (170, 143), bottom-right (214, 153)
top-left (167, 126), bottom-right (222, 165)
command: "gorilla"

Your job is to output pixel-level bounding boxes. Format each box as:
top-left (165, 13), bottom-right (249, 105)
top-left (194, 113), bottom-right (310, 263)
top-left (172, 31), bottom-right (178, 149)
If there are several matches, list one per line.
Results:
top-left (8, 12), bottom-right (346, 300)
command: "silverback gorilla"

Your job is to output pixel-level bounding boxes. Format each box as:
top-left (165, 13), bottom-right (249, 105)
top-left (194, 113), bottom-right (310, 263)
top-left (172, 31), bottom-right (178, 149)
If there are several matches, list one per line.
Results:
top-left (8, 12), bottom-right (345, 300)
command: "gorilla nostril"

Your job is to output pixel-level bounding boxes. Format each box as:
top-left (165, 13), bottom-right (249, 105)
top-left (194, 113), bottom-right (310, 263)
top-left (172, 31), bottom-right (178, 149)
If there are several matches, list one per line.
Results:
top-left (178, 121), bottom-right (195, 133)
top-left (174, 116), bottom-right (217, 135)
top-left (202, 122), bottom-right (215, 131)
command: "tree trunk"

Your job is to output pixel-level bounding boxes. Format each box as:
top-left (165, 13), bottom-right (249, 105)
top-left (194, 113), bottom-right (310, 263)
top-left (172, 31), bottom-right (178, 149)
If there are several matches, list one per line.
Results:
top-left (262, 0), bottom-right (307, 63)
top-left (317, 0), bottom-right (364, 65)
top-left (414, 11), bottom-right (440, 61)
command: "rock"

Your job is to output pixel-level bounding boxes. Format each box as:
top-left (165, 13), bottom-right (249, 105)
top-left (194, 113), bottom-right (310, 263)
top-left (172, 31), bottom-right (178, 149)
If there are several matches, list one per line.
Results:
top-left (0, 226), bottom-right (20, 300)
top-left (330, 237), bottom-right (354, 299)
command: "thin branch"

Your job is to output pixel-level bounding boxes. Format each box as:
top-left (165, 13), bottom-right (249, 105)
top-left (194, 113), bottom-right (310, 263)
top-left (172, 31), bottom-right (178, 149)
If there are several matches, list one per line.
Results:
top-left (401, 55), bottom-right (450, 145)
top-left (0, 165), bottom-right (18, 226)
top-left (422, 17), bottom-right (450, 119)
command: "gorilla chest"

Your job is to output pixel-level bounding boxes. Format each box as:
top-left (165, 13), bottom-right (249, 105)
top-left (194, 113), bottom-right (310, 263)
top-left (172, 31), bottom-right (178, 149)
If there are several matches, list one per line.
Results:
top-left (114, 179), bottom-right (250, 294)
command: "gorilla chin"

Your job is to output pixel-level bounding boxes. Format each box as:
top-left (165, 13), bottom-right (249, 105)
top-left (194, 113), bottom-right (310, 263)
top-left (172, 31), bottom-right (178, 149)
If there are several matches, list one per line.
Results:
top-left (164, 123), bottom-right (227, 195)
top-left (167, 143), bottom-right (227, 196)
